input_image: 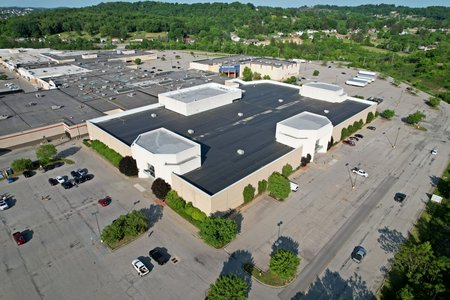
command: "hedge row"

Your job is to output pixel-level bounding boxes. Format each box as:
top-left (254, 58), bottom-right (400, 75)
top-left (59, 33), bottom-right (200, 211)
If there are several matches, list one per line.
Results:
top-left (85, 139), bottom-right (123, 167)
top-left (165, 190), bottom-right (207, 228)
top-left (341, 119), bottom-right (365, 140)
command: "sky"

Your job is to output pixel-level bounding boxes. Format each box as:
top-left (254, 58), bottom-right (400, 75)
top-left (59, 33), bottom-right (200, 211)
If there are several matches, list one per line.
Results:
top-left (1, 0), bottom-right (449, 9)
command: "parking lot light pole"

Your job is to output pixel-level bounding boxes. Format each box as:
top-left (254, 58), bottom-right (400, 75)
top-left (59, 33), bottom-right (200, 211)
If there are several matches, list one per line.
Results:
top-left (92, 211), bottom-right (101, 242)
top-left (345, 163), bottom-right (355, 190)
top-left (383, 132), bottom-right (394, 148)
top-left (393, 127), bottom-right (401, 149)
top-left (277, 221), bottom-right (283, 239)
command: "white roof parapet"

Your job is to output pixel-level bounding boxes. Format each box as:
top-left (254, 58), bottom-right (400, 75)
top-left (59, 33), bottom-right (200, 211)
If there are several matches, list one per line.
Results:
top-left (300, 82), bottom-right (347, 103)
top-left (132, 127), bottom-right (198, 155)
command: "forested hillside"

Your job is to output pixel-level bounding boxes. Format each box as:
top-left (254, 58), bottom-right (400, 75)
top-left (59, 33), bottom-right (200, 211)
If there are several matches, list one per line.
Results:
top-left (0, 1), bottom-right (448, 97)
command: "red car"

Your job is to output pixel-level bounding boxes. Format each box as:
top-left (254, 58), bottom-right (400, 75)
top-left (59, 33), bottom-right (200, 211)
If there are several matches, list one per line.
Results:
top-left (13, 231), bottom-right (26, 245)
top-left (98, 197), bottom-right (111, 207)
top-left (343, 139), bottom-right (356, 146)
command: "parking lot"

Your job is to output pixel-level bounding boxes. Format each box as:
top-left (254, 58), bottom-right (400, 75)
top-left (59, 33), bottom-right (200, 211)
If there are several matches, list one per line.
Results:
top-left (0, 142), bottom-right (228, 300)
top-left (1, 62), bottom-right (449, 300)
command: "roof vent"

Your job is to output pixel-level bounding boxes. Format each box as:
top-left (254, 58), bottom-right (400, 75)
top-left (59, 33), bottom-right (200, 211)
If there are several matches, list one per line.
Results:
top-left (187, 129), bottom-right (195, 134)
top-left (237, 149), bottom-right (245, 155)
top-left (324, 110), bottom-right (329, 114)
top-left (278, 98), bottom-right (284, 103)
top-left (237, 112), bottom-right (243, 117)
top-left (150, 113), bottom-right (157, 118)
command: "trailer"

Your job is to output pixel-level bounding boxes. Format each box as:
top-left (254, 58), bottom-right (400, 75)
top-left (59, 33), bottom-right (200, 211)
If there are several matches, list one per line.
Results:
top-left (345, 78), bottom-right (368, 87)
top-left (358, 70), bottom-right (377, 77)
top-left (356, 74), bottom-right (375, 83)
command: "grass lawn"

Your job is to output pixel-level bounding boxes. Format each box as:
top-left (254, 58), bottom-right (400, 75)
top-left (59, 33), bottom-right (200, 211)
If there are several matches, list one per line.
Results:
top-left (243, 264), bottom-right (292, 287)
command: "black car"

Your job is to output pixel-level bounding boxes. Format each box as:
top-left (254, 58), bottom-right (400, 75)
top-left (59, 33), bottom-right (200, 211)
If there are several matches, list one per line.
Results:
top-left (44, 164), bottom-right (55, 171)
top-left (23, 170), bottom-right (34, 178)
top-left (61, 181), bottom-right (74, 189)
top-left (82, 174), bottom-right (94, 181)
top-left (367, 126), bottom-right (376, 130)
top-left (149, 247), bottom-right (170, 265)
top-left (74, 176), bottom-right (87, 185)
top-left (71, 170), bottom-right (81, 178)
top-left (351, 246), bottom-right (367, 263)
top-left (355, 134), bottom-right (364, 139)
top-left (394, 193), bottom-right (406, 203)
top-left (48, 178), bottom-right (58, 186)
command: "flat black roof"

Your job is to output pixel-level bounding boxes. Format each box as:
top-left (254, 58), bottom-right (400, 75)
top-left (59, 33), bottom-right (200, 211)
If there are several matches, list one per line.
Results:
top-left (95, 82), bottom-right (370, 195)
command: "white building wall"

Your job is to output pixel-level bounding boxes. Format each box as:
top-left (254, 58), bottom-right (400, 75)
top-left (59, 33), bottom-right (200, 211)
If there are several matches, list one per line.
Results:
top-left (300, 84), bottom-right (347, 103)
top-left (189, 61), bottom-right (210, 71)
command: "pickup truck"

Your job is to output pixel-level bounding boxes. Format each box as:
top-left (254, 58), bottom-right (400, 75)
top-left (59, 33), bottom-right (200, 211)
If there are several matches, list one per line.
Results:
top-left (132, 259), bottom-right (149, 277)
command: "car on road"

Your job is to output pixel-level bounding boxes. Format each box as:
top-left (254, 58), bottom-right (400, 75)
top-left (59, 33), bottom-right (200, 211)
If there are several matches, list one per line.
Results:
top-left (367, 126), bottom-right (376, 130)
top-left (351, 246), bottom-right (366, 263)
top-left (352, 167), bottom-right (368, 177)
top-left (48, 178), bottom-right (59, 186)
top-left (343, 140), bottom-right (356, 146)
top-left (0, 198), bottom-right (9, 210)
top-left (23, 170), bottom-right (34, 178)
top-left (394, 192), bottom-right (407, 203)
top-left (61, 181), bottom-right (74, 189)
top-left (56, 176), bottom-right (66, 183)
top-left (431, 149), bottom-right (437, 155)
top-left (13, 231), bottom-right (26, 245)
top-left (355, 134), bottom-right (364, 139)
top-left (149, 247), bottom-right (170, 265)
top-left (98, 197), bottom-right (111, 207)
top-left (132, 259), bottom-right (150, 276)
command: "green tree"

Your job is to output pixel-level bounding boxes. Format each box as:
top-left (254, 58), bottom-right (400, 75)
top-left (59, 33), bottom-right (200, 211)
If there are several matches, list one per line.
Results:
top-left (242, 66), bottom-right (253, 81)
top-left (199, 217), bottom-right (237, 248)
top-left (11, 158), bottom-right (33, 172)
top-left (381, 109), bottom-right (395, 119)
top-left (0, 74), bottom-right (8, 80)
top-left (35, 144), bottom-right (57, 165)
top-left (124, 210), bottom-right (149, 236)
top-left (406, 111), bottom-right (426, 126)
top-left (268, 172), bottom-right (290, 200)
top-left (312, 70), bottom-right (319, 76)
top-left (207, 274), bottom-right (248, 300)
top-left (133, 58), bottom-right (142, 65)
top-left (366, 111), bottom-right (374, 123)
top-left (243, 184), bottom-right (255, 204)
top-left (269, 249), bottom-right (300, 280)
top-left (258, 179), bottom-right (267, 194)
top-left (263, 75), bottom-right (271, 80)
top-left (283, 76), bottom-right (297, 84)
top-left (252, 72), bottom-right (261, 80)
top-left (282, 163), bottom-right (293, 177)
top-left (119, 156), bottom-right (138, 176)
top-left (341, 127), bottom-right (349, 140)
top-left (427, 97), bottom-right (440, 108)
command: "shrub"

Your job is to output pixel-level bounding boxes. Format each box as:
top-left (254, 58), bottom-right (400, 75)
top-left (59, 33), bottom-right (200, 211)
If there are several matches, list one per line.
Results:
top-left (341, 127), bottom-right (349, 140)
top-left (283, 76), bottom-right (297, 84)
top-left (242, 66), bottom-right (253, 81)
top-left (282, 164), bottom-right (293, 177)
top-left (366, 111), bottom-right (375, 123)
top-left (258, 179), bottom-right (267, 194)
top-left (185, 202), bottom-right (195, 216)
top-left (90, 140), bottom-right (123, 167)
top-left (347, 125), bottom-right (354, 134)
top-left (243, 184), bottom-right (255, 204)
top-left (269, 249), bottom-right (300, 280)
top-left (11, 158), bottom-right (33, 172)
top-left (82, 139), bottom-right (91, 147)
top-left (119, 156), bottom-right (138, 176)
top-left (133, 58), bottom-right (142, 65)
top-left (427, 97), bottom-right (440, 107)
top-left (36, 144), bottom-right (57, 165)
top-left (353, 120), bottom-right (361, 130)
top-left (100, 210), bottom-right (148, 247)
top-left (312, 70), bottom-right (319, 76)
top-left (253, 72), bottom-right (261, 80)
top-left (263, 75), bottom-right (271, 80)
top-left (407, 111), bottom-right (426, 125)
top-left (381, 109), bottom-right (395, 119)
top-left (151, 178), bottom-right (171, 199)
top-left (165, 190), bottom-right (185, 210)
top-left (268, 172), bottom-right (290, 200)
top-left (208, 274), bottom-right (248, 300)
top-left (191, 209), bottom-right (207, 222)
top-left (199, 217), bottom-right (237, 248)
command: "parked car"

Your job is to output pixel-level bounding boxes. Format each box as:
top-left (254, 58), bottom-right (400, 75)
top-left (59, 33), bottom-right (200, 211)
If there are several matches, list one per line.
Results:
top-left (149, 247), bottom-right (170, 265)
top-left (355, 134), bottom-right (364, 139)
top-left (55, 176), bottom-right (67, 183)
top-left (98, 197), bottom-right (111, 207)
top-left (351, 246), bottom-right (366, 263)
top-left (77, 168), bottom-right (88, 176)
top-left (74, 176), bottom-right (87, 185)
top-left (352, 167), bottom-right (368, 177)
top-left (0, 198), bottom-right (9, 210)
top-left (132, 259), bottom-right (150, 276)
top-left (367, 126), bottom-right (376, 130)
top-left (349, 136), bottom-right (359, 141)
top-left (394, 192), bottom-right (407, 203)
top-left (290, 181), bottom-right (299, 192)
top-left (23, 170), bottom-right (34, 178)
top-left (43, 164), bottom-right (55, 171)
top-left (48, 178), bottom-right (59, 186)
top-left (71, 170), bottom-right (81, 178)
top-left (13, 231), bottom-right (26, 245)
top-left (343, 140), bottom-right (356, 146)
top-left (7, 177), bottom-right (17, 183)
top-left (431, 149), bottom-right (437, 155)
top-left (61, 181), bottom-right (74, 189)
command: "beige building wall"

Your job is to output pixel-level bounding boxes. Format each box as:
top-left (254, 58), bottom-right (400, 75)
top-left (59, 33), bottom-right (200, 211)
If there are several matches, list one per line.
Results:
top-left (241, 62), bottom-right (300, 81)
top-left (331, 103), bottom-right (377, 142)
top-left (86, 122), bottom-right (132, 157)
top-left (171, 146), bottom-right (303, 215)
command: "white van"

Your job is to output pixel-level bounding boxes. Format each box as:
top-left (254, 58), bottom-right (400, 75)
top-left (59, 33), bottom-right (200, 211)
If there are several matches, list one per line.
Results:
top-left (290, 181), bottom-right (299, 192)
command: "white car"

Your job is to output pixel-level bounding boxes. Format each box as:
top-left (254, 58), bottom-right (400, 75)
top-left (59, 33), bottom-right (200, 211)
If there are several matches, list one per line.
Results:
top-left (132, 259), bottom-right (149, 277)
top-left (55, 176), bottom-right (66, 183)
top-left (431, 149), bottom-right (437, 155)
top-left (352, 168), bottom-right (368, 178)
top-left (0, 199), bottom-right (9, 210)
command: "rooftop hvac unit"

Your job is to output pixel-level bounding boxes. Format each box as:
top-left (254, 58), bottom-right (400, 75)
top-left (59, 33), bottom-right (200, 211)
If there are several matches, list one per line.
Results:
top-left (278, 99), bottom-right (284, 103)
top-left (187, 129), bottom-right (194, 134)
top-left (237, 149), bottom-right (245, 155)
top-left (35, 93), bottom-right (42, 98)
top-left (150, 113), bottom-right (157, 118)
top-left (324, 110), bottom-right (329, 114)
top-left (237, 112), bottom-right (243, 117)
top-left (128, 92), bottom-right (136, 97)
top-left (51, 105), bottom-right (63, 110)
